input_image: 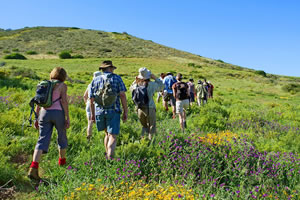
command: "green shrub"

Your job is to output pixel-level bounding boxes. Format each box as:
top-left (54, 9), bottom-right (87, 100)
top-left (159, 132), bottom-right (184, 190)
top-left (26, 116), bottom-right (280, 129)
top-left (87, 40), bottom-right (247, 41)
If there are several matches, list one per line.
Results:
top-left (59, 51), bottom-right (72, 59)
top-left (47, 51), bottom-right (54, 54)
top-left (4, 53), bottom-right (27, 60)
top-left (282, 83), bottom-right (300, 93)
top-left (3, 50), bottom-right (10, 53)
top-left (99, 48), bottom-right (112, 53)
top-left (72, 54), bottom-right (84, 59)
top-left (255, 70), bottom-right (267, 77)
top-left (216, 59), bottom-right (224, 63)
top-left (12, 48), bottom-right (19, 52)
top-left (26, 50), bottom-right (38, 55)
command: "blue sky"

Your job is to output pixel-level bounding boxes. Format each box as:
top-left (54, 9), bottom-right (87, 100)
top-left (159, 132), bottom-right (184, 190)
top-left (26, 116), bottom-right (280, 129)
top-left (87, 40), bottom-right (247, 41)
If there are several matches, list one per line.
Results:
top-left (1, 0), bottom-right (299, 77)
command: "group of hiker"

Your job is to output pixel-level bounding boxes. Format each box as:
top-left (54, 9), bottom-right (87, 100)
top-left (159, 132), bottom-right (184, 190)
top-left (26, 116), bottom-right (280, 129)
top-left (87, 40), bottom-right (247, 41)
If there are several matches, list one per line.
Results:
top-left (27, 60), bottom-right (214, 181)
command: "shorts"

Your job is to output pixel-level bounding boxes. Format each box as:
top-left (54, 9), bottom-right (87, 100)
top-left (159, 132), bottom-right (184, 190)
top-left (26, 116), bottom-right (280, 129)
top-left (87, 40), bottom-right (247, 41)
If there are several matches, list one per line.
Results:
top-left (163, 93), bottom-right (176, 106)
top-left (96, 112), bottom-right (120, 135)
top-left (176, 99), bottom-right (189, 114)
top-left (35, 109), bottom-right (68, 153)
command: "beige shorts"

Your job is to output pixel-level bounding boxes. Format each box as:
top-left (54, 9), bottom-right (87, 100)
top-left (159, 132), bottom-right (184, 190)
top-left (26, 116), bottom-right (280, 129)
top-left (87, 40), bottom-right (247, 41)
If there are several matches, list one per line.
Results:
top-left (176, 99), bottom-right (189, 114)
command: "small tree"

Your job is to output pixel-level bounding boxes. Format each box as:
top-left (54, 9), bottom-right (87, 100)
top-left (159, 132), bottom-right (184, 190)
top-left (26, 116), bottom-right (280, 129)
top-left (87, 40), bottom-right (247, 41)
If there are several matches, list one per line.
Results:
top-left (59, 51), bottom-right (72, 59)
top-left (4, 53), bottom-right (27, 60)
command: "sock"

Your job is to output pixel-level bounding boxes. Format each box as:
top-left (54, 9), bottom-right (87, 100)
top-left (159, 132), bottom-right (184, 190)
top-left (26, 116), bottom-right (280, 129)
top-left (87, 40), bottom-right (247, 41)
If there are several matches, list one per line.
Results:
top-left (30, 161), bottom-right (39, 169)
top-left (58, 158), bottom-right (66, 166)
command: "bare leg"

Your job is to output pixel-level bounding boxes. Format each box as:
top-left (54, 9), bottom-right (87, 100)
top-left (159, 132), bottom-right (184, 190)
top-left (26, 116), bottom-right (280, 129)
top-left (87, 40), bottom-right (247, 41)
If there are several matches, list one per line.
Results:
top-left (107, 134), bottom-right (117, 159)
top-left (172, 106), bottom-right (176, 119)
top-left (163, 100), bottom-right (169, 111)
top-left (178, 112), bottom-right (184, 132)
top-left (104, 129), bottom-right (109, 153)
top-left (59, 148), bottom-right (66, 158)
top-left (32, 149), bottom-right (43, 162)
top-left (87, 119), bottom-right (93, 138)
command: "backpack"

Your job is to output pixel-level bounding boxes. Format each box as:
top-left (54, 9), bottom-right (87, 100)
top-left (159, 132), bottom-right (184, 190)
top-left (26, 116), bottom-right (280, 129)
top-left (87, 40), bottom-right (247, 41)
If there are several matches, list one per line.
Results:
top-left (28, 80), bottom-right (61, 126)
top-left (167, 77), bottom-right (177, 90)
top-left (132, 84), bottom-right (149, 108)
top-left (175, 82), bottom-right (188, 100)
top-left (94, 73), bottom-right (118, 108)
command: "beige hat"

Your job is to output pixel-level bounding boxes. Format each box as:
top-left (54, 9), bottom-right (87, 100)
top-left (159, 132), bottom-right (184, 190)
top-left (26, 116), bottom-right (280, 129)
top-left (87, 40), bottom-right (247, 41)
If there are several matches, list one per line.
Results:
top-left (137, 67), bottom-right (151, 80)
top-left (99, 60), bottom-right (117, 69)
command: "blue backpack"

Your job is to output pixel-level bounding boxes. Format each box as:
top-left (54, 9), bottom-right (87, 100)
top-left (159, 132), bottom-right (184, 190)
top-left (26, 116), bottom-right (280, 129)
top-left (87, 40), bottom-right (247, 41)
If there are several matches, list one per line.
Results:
top-left (132, 85), bottom-right (149, 108)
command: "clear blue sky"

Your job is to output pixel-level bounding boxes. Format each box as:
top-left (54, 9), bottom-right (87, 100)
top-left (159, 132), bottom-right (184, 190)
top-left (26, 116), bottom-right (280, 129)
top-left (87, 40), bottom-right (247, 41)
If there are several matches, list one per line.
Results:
top-left (1, 0), bottom-right (299, 77)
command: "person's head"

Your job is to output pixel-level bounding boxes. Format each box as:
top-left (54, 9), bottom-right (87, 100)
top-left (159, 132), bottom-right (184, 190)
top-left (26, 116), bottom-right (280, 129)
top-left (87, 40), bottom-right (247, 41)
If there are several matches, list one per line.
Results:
top-left (50, 67), bottom-right (67, 82)
top-left (166, 72), bottom-right (173, 76)
top-left (137, 67), bottom-right (151, 83)
top-left (198, 80), bottom-right (202, 84)
top-left (160, 73), bottom-right (165, 78)
top-left (204, 78), bottom-right (207, 82)
top-left (176, 73), bottom-right (183, 81)
top-left (99, 60), bottom-right (117, 72)
top-left (93, 71), bottom-right (101, 78)
top-left (189, 78), bottom-right (194, 82)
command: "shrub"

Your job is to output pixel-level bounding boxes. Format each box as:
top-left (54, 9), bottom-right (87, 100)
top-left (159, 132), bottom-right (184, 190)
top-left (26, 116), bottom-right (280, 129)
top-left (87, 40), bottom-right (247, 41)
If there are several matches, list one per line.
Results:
top-left (188, 63), bottom-right (195, 67)
top-left (4, 53), bottom-right (27, 60)
top-left (3, 50), bottom-right (10, 53)
top-left (12, 48), bottom-right (19, 52)
top-left (216, 59), bottom-right (224, 63)
top-left (59, 51), bottom-right (72, 59)
top-left (47, 51), bottom-right (54, 54)
top-left (255, 70), bottom-right (267, 77)
top-left (282, 83), bottom-right (300, 93)
top-left (72, 54), bottom-right (84, 59)
top-left (99, 48), bottom-right (112, 53)
top-left (0, 62), bottom-right (6, 67)
top-left (26, 50), bottom-right (38, 55)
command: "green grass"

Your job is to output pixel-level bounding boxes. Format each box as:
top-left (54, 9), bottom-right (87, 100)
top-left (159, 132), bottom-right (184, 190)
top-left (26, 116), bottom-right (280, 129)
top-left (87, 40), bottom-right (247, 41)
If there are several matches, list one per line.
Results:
top-left (0, 57), bottom-right (299, 199)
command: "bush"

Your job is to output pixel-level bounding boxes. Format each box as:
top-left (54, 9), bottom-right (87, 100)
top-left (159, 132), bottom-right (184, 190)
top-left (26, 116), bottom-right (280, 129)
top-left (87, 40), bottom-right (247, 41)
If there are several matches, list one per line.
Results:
top-left (12, 48), bottom-right (19, 52)
top-left (99, 48), bottom-right (112, 53)
top-left (3, 50), bottom-right (10, 53)
top-left (4, 53), bottom-right (27, 60)
top-left (216, 59), bottom-right (225, 63)
top-left (72, 54), bottom-right (84, 59)
top-left (47, 51), bottom-right (54, 54)
top-left (255, 70), bottom-right (267, 77)
top-left (59, 51), bottom-right (72, 59)
top-left (282, 83), bottom-right (300, 93)
top-left (26, 50), bottom-right (38, 55)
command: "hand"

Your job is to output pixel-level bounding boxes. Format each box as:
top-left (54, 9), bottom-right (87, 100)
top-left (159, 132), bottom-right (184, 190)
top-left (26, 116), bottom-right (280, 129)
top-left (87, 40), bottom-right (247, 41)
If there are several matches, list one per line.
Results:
top-left (91, 114), bottom-right (96, 123)
top-left (150, 74), bottom-right (156, 80)
top-left (65, 119), bottom-right (70, 129)
top-left (34, 120), bottom-right (39, 129)
top-left (122, 112), bottom-right (128, 122)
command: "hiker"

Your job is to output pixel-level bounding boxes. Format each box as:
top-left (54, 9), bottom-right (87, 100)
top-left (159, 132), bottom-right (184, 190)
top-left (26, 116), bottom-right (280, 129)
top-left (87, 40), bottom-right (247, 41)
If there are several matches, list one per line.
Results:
top-left (28, 67), bottom-right (70, 181)
top-left (172, 73), bottom-right (190, 132)
top-left (207, 81), bottom-right (214, 98)
top-left (187, 78), bottom-right (196, 106)
top-left (130, 68), bottom-right (164, 140)
top-left (83, 71), bottom-right (102, 141)
top-left (156, 73), bottom-right (165, 103)
top-left (89, 60), bottom-right (128, 159)
top-left (196, 80), bottom-right (208, 106)
top-left (163, 72), bottom-right (177, 118)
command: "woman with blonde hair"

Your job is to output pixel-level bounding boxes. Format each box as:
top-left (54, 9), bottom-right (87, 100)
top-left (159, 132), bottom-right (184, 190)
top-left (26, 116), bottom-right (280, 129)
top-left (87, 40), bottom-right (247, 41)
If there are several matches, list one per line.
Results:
top-left (28, 67), bottom-right (70, 181)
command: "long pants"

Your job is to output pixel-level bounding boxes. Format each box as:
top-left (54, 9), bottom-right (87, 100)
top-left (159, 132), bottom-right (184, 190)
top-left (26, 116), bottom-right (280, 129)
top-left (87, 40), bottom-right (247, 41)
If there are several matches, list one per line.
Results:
top-left (197, 98), bottom-right (207, 106)
top-left (137, 107), bottom-right (156, 135)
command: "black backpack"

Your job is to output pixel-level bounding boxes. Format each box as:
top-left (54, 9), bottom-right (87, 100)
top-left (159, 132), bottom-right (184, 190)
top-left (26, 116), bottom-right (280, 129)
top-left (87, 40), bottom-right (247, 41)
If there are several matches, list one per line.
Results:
top-left (132, 85), bottom-right (149, 108)
top-left (176, 82), bottom-right (188, 100)
top-left (28, 80), bottom-right (61, 126)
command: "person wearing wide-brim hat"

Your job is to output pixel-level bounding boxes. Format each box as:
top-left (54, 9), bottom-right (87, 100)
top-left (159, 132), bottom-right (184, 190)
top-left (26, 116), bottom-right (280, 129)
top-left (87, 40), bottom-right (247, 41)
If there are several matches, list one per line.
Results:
top-left (89, 60), bottom-right (128, 159)
top-left (196, 79), bottom-right (208, 106)
top-left (130, 67), bottom-right (164, 140)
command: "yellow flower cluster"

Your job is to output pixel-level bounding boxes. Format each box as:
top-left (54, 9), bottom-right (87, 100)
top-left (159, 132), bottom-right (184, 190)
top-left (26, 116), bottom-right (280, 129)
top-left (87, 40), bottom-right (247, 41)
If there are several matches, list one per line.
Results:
top-left (198, 131), bottom-right (237, 145)
top-left (64, 180), bottom-right (198, 200)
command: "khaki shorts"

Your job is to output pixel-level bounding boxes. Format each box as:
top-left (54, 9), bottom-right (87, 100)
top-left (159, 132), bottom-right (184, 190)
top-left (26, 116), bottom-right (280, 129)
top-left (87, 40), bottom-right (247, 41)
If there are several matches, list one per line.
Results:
top-left (176, 99), bottom-right (189, 114)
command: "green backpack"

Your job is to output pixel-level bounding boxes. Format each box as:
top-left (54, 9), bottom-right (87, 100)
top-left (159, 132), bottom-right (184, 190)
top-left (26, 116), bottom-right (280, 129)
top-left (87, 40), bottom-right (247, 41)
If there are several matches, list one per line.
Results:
top-left (94, 74), bottom-right (118, 108)
top-left (28, 80), bottom-right (61, 125)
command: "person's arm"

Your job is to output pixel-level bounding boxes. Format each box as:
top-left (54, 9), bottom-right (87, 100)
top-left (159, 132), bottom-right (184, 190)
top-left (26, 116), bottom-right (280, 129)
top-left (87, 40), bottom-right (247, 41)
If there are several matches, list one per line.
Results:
top-left (151, 74), bottom-right (164, 92)
top-left (172, 84), bottom-right (176, 99)
top-left (83, 88), bottom-right (88, 104)
top-left (60, 83), bottom-right (70, 129)
top-left (119, 92), bottom-right (128, 122)
top-left (34, 105), bottom-right (41, 129)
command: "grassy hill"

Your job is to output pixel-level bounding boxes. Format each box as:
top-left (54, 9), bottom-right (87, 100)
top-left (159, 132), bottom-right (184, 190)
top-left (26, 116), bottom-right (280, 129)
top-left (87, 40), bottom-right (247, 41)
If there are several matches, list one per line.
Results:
top-left (0, 27), bottom-right (299, 199)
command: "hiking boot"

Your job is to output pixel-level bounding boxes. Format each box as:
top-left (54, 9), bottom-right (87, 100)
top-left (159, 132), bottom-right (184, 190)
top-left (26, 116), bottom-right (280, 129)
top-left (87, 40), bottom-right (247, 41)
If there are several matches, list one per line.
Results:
top-left (28, 167), bottom-right (41, 181)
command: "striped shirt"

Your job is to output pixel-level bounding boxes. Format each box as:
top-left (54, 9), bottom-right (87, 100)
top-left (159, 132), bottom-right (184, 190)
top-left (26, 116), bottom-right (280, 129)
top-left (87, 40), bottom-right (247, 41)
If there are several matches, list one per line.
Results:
top-left (89, 72), bottom-right (127, 115)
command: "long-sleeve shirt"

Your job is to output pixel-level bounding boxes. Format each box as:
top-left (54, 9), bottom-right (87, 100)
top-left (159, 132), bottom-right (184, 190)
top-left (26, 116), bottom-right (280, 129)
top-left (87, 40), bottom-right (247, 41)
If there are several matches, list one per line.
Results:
top-left (130, 78), bottom-right (164, 109)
